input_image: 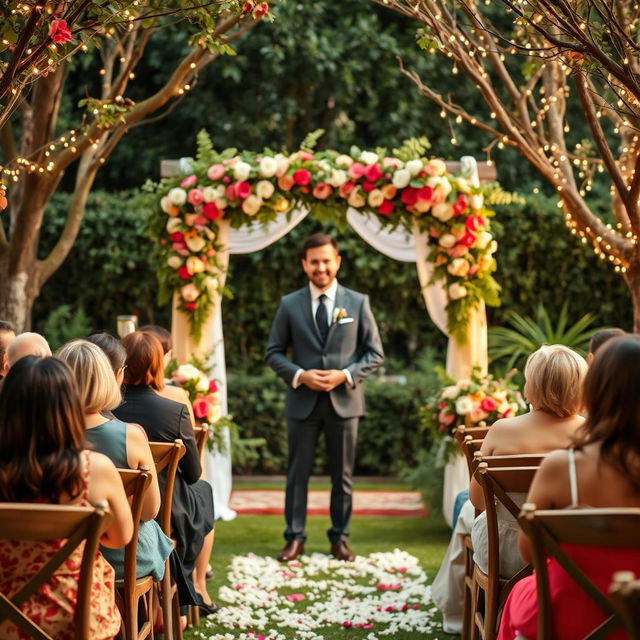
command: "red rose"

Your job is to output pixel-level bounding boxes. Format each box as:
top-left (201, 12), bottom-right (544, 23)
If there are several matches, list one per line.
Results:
top-left (459, 232), bottom-right (477, 247)
top-left (362, 181), bottom-right (375, 193)
top-left (400, 187), bottom-right (418, 205)
top-left (453, 194), bottom-right (468, 216)
top-left (417, 185), bottom-right (434, 202)
top-left (235, 181), bottom-right (252, 199)
top-left (209, 380), bottom-right (218, 393)
top-left (293, 169), bottom-right (311, 186)
top-left (49, 19), bottom-right (72, 44)
top-left (192, 395), bottom-right (210, 419)
top-left (184, 302), bottom-right (197, 310)
top-left (365, 164), bottom-right (382, 182)
top-left (480, 397), bottom-right (497, 412)
top-left (242, 1), bottom-right (253, 12)
top-left (170, 231), bottom-right (184, 242)
top-left (339, 181), bottom-right (355, 197)
top-left (465, 214), bottom-right (485, 232)
top-left (177, 266), bottom-right (191, 280)
top-left (202, 202), bottom-right (221, 220)
top-left (378, 200), bottom-right (394, 215)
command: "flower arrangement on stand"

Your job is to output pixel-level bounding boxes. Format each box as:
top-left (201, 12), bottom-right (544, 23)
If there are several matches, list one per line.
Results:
top-left (419, 368), bottom-right (526, 464)
top-left (147, 131), bottom-right (513, 343)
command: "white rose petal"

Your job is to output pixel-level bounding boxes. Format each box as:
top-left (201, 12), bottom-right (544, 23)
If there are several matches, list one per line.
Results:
top-left (242, 194), bottom-right (263, 216)
top-left (392, 169), bottom-right (411, 189)
top-left (256, 180), bottom-right (275, 200)
top-left (175, 364), bottom-right (200, 381)
top-left (185, 236), bottom-right (206, 253)
top-left (207, 404), bottom-right (222, 423)
top-left (475, 231), bottom-right (493, 250)
top-left (471, 194), bottom-right (484, 210)
top-left (449, 282), bottom-right (468, 300)
top-left (168, 187), bottom-right (187, 206)
top-left (335, 154), bottom-right (354, 168)
top-left (439, 233), bottom-right (457, 249)
top-left (166, 217), bottom-right (182, 233)
top-left (489, 240), bottom-right (498, 254)
top-left (233, 161), bottom-right (252, 181)
top-left (441, 385), bottom-right (460, 399)
top-left (455, 395), bottom-right (474, 415)
top-left (447, 257), bottom-right (470, 277)
top-left (259, 156), bottom-right (278, 178)
top-left (160, 196), bottom-right (173, 214)
top-left (405, 159), bottom-right (424, 176)
top-left (329, 169), bottom-right (348, 187)
top-left (186, 255), bottom-right (205, 274)
top-left (181, 283), bottom-right (199, 302)
top-left (427, 158), bottom-right (447, 176)
top-left (455, 177), bottom-right (471, 194)
top-left (167, 255), bottom-right (183, 269)
top-left (360, 150), bottom-right (378, 165)
top-left (432, 202), bottom-right (454, 222)
top-left (202, 186), bottom-right (218, 202)
top-left (276, 156), bottom-right (290, 177)
top-left (196, 375), bottom-right (210, 393)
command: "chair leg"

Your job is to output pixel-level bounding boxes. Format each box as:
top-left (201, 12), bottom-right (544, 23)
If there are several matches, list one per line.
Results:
top-left (159, 572), bottom-right (174, 640)
top-left (171, 583), bottom-right (183, 640)
top-left (484, 586), bottom-right (497, 640)
top-left (470, 577), bottom-right (481, 640)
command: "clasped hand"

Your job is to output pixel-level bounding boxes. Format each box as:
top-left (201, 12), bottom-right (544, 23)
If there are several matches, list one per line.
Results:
top-left (299, 369), bottom-right (346, 392)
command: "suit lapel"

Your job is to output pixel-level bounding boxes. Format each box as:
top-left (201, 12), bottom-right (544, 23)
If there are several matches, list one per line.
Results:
top-left (301, 286), bottom-right (322, 342)
top-left (325, 284), bottom-right (345, 345)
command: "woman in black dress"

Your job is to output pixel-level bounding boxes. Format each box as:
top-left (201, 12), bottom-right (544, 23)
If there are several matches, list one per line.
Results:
top-left (113, 331), bottom-right (215, 610)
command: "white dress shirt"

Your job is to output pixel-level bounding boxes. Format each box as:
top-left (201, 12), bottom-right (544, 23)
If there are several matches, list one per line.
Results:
top-left (292, 280), bottom-right (354, 389)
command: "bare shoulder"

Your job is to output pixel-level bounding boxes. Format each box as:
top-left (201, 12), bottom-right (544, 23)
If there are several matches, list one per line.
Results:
top-left (126, 422), bottom-right (149, 442)
top-left (537, 448), bottom-right (571, 478)
top-left (86, 450), bottom-right (119, 477)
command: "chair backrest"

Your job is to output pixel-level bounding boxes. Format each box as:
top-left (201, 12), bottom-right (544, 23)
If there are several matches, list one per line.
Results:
top-left (149, 440), bottom-right (186, 535)
top-left (610, 571), bottom-right (640, 640)
top-left (0, 501), bottom-right (111, 640)
top-left (454, 424), bottom-right (490, 447)
top-left (117, 467), bottom-right (152, 585)
top-left (192, 424), bottom-right (208, 458)
top-left (475, 452), bottom-right (546, 469)
top-left (461, 436), bottom-right (485, 475)
top-left (518, 505), bottom-right (640, 639)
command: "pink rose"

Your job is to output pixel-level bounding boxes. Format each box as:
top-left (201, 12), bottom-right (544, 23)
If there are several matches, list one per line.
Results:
top-left (181, 174), bottom-right (197, 188)
top-left (339, 181), bottom-right (355, 198)
top-left (348, 162), bottom-right (366, 179)
top-left (450, 244), bottom-right (469, 258)
top-left (313, 183), bottom-right (332, 199)
top-left (207, 164), bottom-right (226, 181)
top-left (470, 407), bottom-right (489, 423)
top-left (365, 164), bottom-right (382, 182)
top-left (49, 19), bottom-right (72, 43)
top-left (401, 187), bottom-right (418, 205)
top-left (378, 200), bottom-right (394, 215)
top-left (187, 188), bottom-right (204, 206)
top-left (209, 380), bottom-right (218, 393)
top-left (285, 594), bottom-right (305, 601)
top-left (299, 151), bottom-right (314, 161)
top-left (481, 397), bottom-right (497, 412)
top-left (192, 395), bottom-right (210, 419)
top-left (225, 184), bottom-right (238, 201)
top-left (292, 169), bottom-right (311, 186)
top-left (438, 409), bottom-right (455, 426)
top-left (236, 181), bottom-right (252, 199)
top-left (202, 202), bottom-right (221, 220)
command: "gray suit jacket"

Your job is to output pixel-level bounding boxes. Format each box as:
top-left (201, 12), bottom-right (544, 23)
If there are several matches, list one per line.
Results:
top-left (266, 283), bottom-right (384, 419)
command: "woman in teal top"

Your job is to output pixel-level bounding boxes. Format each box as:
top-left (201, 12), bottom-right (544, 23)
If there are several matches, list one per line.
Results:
top-left (57, 339), bottom-right (172, 581)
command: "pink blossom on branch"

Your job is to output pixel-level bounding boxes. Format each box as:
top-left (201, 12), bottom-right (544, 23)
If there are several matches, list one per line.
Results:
top-left (49, 19), bottom-right (72, 44)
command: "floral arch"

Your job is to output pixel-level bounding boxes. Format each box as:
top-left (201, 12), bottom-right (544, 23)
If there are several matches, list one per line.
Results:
top-left (150, 132), bottom-right (504, 519)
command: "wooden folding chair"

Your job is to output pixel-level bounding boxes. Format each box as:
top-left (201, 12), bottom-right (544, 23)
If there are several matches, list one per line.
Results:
top-left (470, 464), bottom-right (539, 640)
top-left (149, 440), bottom-right (186, 640)
top-left (116, 467), bottom-right (154, 640)
top-left (0, 501), bottom-right (111, 640)
top-left (474, 453), bottom-right (546, 469)
top-left (519, 506), bottom-right (640, 640)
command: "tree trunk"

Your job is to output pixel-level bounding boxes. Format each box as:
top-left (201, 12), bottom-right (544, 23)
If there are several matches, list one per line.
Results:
top-left (624, 262), bottom-right (640, 333)
top-left (0, 252), bottom-right (40, 331)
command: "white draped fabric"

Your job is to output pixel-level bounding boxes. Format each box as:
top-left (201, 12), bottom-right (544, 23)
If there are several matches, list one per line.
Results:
top-left (170, 156), bottom-right (487, 524)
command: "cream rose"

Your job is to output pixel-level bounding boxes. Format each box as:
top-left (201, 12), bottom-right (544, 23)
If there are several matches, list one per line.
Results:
top-left (202, 186), bottom-right (218, 203)
top-left (360, 150), bottom-right (378, 166)
top-left (233, 161), bottom-right (252, 181)
top-left (347, 189), bottom-right (365, 208)
top-left (174, 363), bottom-right (200, 382)
top-left (336, 154), bottom-right (354, 167)
top-left (207, 404), bottom-right (222, 423)
top-left (455, 396), bottom-right (474, 415)
top-left (329, 169), bottom-right (348, 187)
top-left (259, 156), bottom-right (278, 178)
top-left (441, 385), bottom-right (460, 399)
top-left (392, 169), bottom-right (411, 189)
top-left (256, 180), bottom-right (275, 199)
top-left (475, 231), bottom-right (493, 250)
top-left (455, 177), bottom-right (471, 194)
top-left (427, 158), bottom-right (447, 176)
top-left (186, 255), bottom-right (205, 275)
top-left (167, 255), bottom-right (183, 269)
top-left (185, 236), bottom-right (206, 253)
top-left (428, 176), bottom-right (452, 198)
top-left (160, 196), bottom-right (173, 214)
top-left (196, 375), bottom-right (210, 393)
top-left (449, 282), bottom-right (468, 300)
top-left (168, 187), bottom-right (187, 206)
top-left (215, 198), bottom-right (228, 210)
top-left (181, 283), bottom-right (199, 302)
top-left (367, 189), bottom-right (385, 208)
top-left (439, 233), bottom-right (457, 249)
top-left (405, 159), bottom-right (424, 176)
top-left (470, 194), bottom-right (484, 210)
top-left (448, 258), bottom-right (470, 277)
top-left (414, 199), bottom-right (432, 214)
top-left (432, 202), bottom-right (454, 222)
top-left (275, 155), bottom-right (290, 177)
top-left (242, 194), bottom-right (263, 216)
top-left (166, 217), bottom-right (182, 233)
top-left (205, 275), bottom-right (219, 288)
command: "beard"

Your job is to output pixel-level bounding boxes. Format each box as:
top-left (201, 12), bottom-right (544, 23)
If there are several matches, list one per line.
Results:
top-left (310, 271), bottom-right (334, 288)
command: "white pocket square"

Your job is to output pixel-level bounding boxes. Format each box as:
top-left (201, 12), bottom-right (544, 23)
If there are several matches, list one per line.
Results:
top-left (338, 317), bottom-right (354, 324)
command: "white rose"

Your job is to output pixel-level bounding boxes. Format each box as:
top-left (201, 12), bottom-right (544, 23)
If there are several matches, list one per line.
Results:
top-left (186, 255), bottom-right (205, 275)
top-left (329, 169), bottom-right (348, 187)
top-left (205, 275), bottom-right (219, 288)
top-left (489, 240), bottom-right (498, 254)
top-left (185, 235), bottom-right (206, 253)
top-left (167, 255), bottom-right (183, 269)
top-left (207, 404), bottom-right (222, 423)
top-left (441, 385), bottom-right (460, 399)
top-left (439, 233), bottom-right (457, 249)
top-left (471, 194), bottom-right (484, 210)
top-left (166, 217), bottom-right (182, 233)
top-left (392, 169), bottom-right (411, 189)
top-left (259, 156), bottom-right (278, 178)
top-left (406, 159), bottom-right (424, 176)
top-left (160, 196), bottom-right (173, 214)
top-left (215, 198), bottom-right (227, 210)
top-left (448, 258), bottom-right (470, 277)
top-left (168, 187), bottom-right (187, 206)
top-left (202, 186), bottom-right (218, 203)
top-left (360, 150), bottom-right (378, 165)
top-left (196, 375), bottom-right (210, 393)
top-left (383, 157), bottom-right (403, 168)
top-left (255, 180), bottom-right (275, 200)
top-left (335, 154), bottom-right (354, 167)
top-left (367, 189), bottom-right (384, 208)
top-left (475, 231), bottom-right (493, 250)
top-left (432, 202), bottom-right (454, 222)
top-left (319, 160), bottom-right (331, 172)
top-left (242, 194), bottom-right (263, 216)
top-left (449, 282), bottom-right (468, 300)
top-left (275, 156), bottom-right (290, 177)
top-left (455, 396), bottom-right (474, 415)
top-left (181, 283), bottom-right (200, 302)
top-left (233, 161), bottom-right (252, 181)
top-left (428, 176), bottom-right (452, 198)
top-left (214, 185), bottom-right (227, 199)
top-left (175, 364), bottom-right (200, 381)
top-left (455, 177), bottom-right (471, 194)
top-left (427, 158), bottom-right (447, 176)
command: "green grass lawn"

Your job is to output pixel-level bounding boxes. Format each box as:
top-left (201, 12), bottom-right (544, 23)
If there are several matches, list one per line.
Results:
top-left (185, 514), bottom-right (456, 639)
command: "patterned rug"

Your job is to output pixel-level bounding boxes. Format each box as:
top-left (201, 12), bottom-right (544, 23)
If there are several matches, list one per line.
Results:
top-left (229, 490), bottom-right (428, 518)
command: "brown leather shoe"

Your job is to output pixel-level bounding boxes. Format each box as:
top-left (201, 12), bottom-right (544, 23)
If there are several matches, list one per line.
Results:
top-left (330, 540), bottom-right (355, 561)
top-left (277, 540), bottom-right (304, 562)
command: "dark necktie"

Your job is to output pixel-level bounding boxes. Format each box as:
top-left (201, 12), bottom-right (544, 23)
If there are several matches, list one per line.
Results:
top-left (316, 294), bottom-right (329, 343)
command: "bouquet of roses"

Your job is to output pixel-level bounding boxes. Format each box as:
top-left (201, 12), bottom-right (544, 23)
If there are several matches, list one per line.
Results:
top-left (420, 367), bottom-right (526, 463)
top-left (171, 363), bottom-right (222, 425)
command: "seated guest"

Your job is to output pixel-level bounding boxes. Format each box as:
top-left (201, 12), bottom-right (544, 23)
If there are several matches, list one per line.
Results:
top-left (4, 331), bottom-right (50, 373)
top-left (0, 320), bottom-right (15, 378)
top-left (87, 332), bottom-right (128, 383)
top-left (113, 331), bottom-right (216, 611)
top-left (499, 335), bottom-right (640, 640)
top-left (432, 345), bottom-right (586, 633)
top-left (587, 327), bottom-right (625, 365)
top-left (469, 344), bottom-right (587, 577)
top-left (0, 356), bottom-right (133, 640)
top-left (139, 324), bottom-right (196, 427)
top-left (57, 339), bottom-right (173, 581)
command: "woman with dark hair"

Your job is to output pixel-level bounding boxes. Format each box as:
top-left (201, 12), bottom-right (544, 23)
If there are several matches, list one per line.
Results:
top-left (113, 332), bottom-right (215, 612)
top-left (0, 356), bottom-right (133, 640)
top-left (498, 335), bottom-right (640, 640)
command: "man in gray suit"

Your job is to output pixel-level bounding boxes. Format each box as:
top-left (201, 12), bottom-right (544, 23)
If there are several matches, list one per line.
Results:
top-left (266, 233), bottom-right (384, 562)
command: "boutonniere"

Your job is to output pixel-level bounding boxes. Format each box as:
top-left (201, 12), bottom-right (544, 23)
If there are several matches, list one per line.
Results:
top-left (333, 307), bottom-right (348, 323)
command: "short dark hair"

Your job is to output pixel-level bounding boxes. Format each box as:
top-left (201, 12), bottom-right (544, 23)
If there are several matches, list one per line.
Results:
top-left (139, 325), bottom-right (172, 355)
top-left (86, 332), bottom-right (127, 371)
top-left (121, 331), bottom-right (165, 390)
top-left (302, 234), bottom-right (338, 259)
top-left (589, 328), bottom-right (626, 355)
